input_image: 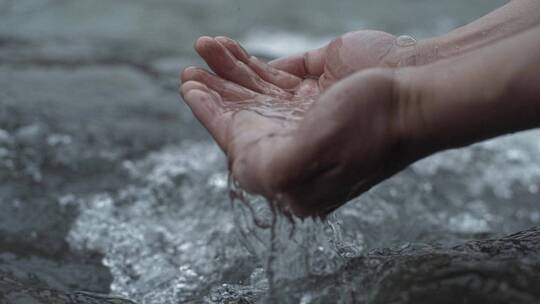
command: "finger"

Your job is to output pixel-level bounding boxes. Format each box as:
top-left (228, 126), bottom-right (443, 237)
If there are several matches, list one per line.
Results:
top-left (214, 36), bottom-right (250, 62)
top-left (248, 56), bottom-right (302, 90)
top-left (215, 36), bottom-right (302, 89)
top-left (268, 46), bottom-right (327, 77)
top-left (180, 80), bottom-right (209, 98)
top-left (182, 66), bottom-right (259, 101)
top-left (195, 36), bottom-right (291, 97)
top-left (180, 80), bottom-right (220, 101)
top-left (183, 89), bottom-right (230, 151)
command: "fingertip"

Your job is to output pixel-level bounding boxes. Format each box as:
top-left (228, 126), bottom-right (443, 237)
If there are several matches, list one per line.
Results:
top-left (184, 89), bottom-right (214, 111)
top-left (195, 36), bottom-right (218, 56)
top-left (180, 80), bottom-right (207, 98)
top-left (184, 88), bottom-right (205, 100)
top-left (215, 36), bottom-right (250, 62)
top-left (181, 66), bottom-right (198, 83)
top-left (214, 36), bottom-right (231, 44)
top-left (194, 36), bottom-right (213, 50)
top-left (214, 36), bottom-right (233, 51)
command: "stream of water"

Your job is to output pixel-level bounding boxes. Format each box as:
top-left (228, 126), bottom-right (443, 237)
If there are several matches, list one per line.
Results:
top-left (65, 131), bottom-right (540, 303)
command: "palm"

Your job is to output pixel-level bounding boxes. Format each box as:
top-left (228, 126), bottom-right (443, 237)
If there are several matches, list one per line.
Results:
top-left (181, 32), bottom-right (403, 216)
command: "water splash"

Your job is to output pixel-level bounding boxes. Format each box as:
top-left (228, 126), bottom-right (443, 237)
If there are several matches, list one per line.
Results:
top-left (229, 177), bottom-right (352, 302)
top-left (66, 130), bottom-right (540, 303)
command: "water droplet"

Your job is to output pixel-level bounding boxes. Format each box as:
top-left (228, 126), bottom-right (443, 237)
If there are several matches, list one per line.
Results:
top-left (396, 35), bottom-right (417, 47)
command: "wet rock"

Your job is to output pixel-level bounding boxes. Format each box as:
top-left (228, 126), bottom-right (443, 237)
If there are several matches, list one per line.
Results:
top-left (0, 251), bottom-right (113, 294)
top-left (370, 228), bottom-right (540, 303)
top-left (0, 273), bottom-right (135, 304)
top-left (271, 226), bottom-right (540, 304)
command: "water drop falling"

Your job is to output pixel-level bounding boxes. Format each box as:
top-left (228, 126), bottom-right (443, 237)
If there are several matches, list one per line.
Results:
top-left (396, 35), bottom-right (417, 47)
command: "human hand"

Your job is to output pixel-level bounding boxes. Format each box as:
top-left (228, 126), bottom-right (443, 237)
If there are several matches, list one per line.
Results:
top-left (180, 36), bottom-right (414, 217)
top-left (185, 30), bottom-right (414, 100)
top-left (267, 30), bottom-right (417, 89)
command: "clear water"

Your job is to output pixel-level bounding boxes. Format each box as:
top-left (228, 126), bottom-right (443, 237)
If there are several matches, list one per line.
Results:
top-left (5, 0), bottom-right (540, 303)
top-left (66, 131), bottom-right (540, 303)
top-left (223, 96), bottom-right (315, 121)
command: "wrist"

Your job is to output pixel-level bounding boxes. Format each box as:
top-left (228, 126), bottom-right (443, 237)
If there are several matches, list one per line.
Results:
top-left (410, 35), bottom-right (473, 66)
top-left (385, 35), bottom-right (445, 68)
top-left (392, 55), bottom-right (501, 161)
top-left (415, 33), bottom-right (489, 65)
top-left (394, 27), bottom-right (540, 161)
top-left (392, 66), bottom-right (437, 163)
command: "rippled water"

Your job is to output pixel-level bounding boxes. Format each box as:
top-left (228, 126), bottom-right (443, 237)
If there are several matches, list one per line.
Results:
top-left (4, 0), bottom-right (540, 303)
top-left (63, 131), bottom-right (540, 303)
top-left (9, 120), bottom-right (540, 303)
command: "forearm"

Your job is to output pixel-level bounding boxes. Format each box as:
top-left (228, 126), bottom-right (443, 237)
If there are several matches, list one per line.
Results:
top-left (398, 26), bottom-right (540, 159)
top-left (416, 0), bottom-right (540, 64)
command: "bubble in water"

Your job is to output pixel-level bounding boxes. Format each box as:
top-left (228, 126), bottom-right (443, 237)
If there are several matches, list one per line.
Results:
top-left (395, 35), bottom-right (417, 47)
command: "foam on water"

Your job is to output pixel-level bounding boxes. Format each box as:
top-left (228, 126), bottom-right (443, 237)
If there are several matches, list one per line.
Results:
top-left (66, 130), bottom-right (540, 303)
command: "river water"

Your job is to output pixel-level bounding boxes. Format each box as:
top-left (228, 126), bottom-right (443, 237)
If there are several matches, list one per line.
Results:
top-left (4, 0), bottom-right (540, 303)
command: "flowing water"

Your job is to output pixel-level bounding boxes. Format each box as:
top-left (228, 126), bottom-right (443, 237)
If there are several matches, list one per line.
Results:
top-left (4, 0), bottom-right (540, 303)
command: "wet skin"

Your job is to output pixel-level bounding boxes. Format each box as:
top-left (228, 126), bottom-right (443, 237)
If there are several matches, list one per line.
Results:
top-left (180, 31), bottom-right (410, 217)
top-left (181, 1), bottom-right (540, 217)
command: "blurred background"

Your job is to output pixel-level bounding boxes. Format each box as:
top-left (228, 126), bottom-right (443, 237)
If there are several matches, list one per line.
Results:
top-left (6, 1), bottom-right (540, 304)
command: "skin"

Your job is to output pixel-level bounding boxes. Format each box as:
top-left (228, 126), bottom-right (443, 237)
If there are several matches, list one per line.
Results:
top-left (417, 0), bottom-right (540, 64)
top-left (180, 1), bottom-right (540, 217)
top-left (180, 33), bottom-right (406, 217)
top-left (398, 26), bottom-right (540, 157)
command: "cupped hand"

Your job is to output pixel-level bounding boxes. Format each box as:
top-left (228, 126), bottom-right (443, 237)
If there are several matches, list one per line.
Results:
top-left (267, 30), bottom-right (415, 89)
top-left (180, 34), bottom-right (415, 217)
